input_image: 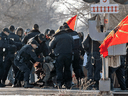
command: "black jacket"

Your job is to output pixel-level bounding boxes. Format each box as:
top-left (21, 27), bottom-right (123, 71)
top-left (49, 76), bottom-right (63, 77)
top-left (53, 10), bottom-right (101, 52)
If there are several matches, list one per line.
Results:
top-left (16, 44), bottom-right (43, 63)
top-left (8, 32), bottom-right (21, 42)
top-left (49, 30), bottom-right (73, 54)
top-left (0, 32), bottom-right (22, 55)
top-left (82, 34), bottom-right (101, 58)
top-left (66, 29), bottom-right (80, 50)
top-left (28, 36), bottom-right (49, 57)
top-left (22, 29), bottom-right (40, 44)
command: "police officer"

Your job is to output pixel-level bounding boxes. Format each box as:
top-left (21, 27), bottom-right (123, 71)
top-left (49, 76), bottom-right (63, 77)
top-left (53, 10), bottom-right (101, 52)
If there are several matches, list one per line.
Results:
top-left (14, 40), bottom-right (45, 88)
top-left (2, 26), bottom-right (21, 86)
top-left (63, 23), bottom-right (82, 86)
top-left (27, 34), bottom-right (49, 82)
top-left (49, 26), bottom-right (73, 89)
top-left (8, 25), bottom-right (21, 42)
top-left (82, 34), bottom-right (102, 90)
top-left (22, 24), bottom-right (41, 44)
top-left (28, 34), bottom-right (49, 57)
top-left (0, 28), bottom-right (22, 87)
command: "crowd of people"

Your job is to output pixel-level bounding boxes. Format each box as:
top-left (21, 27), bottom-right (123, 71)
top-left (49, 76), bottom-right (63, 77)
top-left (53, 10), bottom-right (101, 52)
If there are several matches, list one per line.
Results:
top-left (0, 23), bottom-right (127, 90)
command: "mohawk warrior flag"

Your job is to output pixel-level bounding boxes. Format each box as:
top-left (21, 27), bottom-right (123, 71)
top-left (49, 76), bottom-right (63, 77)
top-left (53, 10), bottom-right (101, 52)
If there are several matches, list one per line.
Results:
top-left (99, 15), bottom-right (128, 58)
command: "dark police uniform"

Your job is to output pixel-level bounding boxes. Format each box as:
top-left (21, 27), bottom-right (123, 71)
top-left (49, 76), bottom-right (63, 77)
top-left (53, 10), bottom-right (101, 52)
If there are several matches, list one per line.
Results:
top-left (49, 30), bottom-right (73, 89)
top-left (82, 34), bottom-right (102, 89)
top-left (14, 44), bottom-right (44, 88)
top-left (66, 29), bottom-right (82, 82)
top-left (32, 34), bottom-right (49, 57)
top-left (0, 30), bottom-right (22, 87)
top-left (27, 34), bottom-right (49, 83)
top-left (2, 32), bottom-right (22, 84)
top-left (22, 29), bottom-right (41, 44)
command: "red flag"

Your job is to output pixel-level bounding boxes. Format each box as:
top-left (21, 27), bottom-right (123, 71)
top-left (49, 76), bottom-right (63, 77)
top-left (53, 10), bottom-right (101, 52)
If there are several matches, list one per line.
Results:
top-left (67, 15), bottom-right (77, 31)
top-left (99, 15), bottom-right (128, 58)
top-left (55, 15), bottom-right (77, 33)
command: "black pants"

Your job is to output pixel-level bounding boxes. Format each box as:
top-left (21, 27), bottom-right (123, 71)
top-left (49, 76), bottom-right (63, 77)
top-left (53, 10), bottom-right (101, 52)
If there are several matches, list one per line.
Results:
top-left (2, 56), bottom-right (18, 83)
top-left (85, 55), bottom-right (102, 81)
top-left (109, 66), bottom-right (126, 90)
top-left (72, 51), bottom-right (81, 79)
top-left (14, 60), bottom-right (30, 82)
top-left (55, 53), bottom-right (72, 84)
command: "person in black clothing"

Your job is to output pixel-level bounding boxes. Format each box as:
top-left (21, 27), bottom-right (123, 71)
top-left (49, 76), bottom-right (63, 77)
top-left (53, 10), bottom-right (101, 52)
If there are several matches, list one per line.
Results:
top-left (28, 34), bottom-right (50, 85)
top-left (28, 34), bottom-right (49, 57)
top-left (14, 40), bottom-right (45, 88)
top-left (49, 27), bottom-right (73, 89)
top-left (22, 24), bottom-right (41, 44)
top-left (82, 34), bottom-right (102, 90)
top-left (63, 23), bottom-right (82, 86)
top-left (78, 32), bottom-right (85, 80)
top-left (2, 26), bottom-right (22, 86)
top-left (13, 34), bottom-right (49, 87)
top-left (0, 28), bottom-right (22, 87)
top-left (26, 34), bottom-right (49, 71)
top-left (8, 25), bottom-right (21, 42)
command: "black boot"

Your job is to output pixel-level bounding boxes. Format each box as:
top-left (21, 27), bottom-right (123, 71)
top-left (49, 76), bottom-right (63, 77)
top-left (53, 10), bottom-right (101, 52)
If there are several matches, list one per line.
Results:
top-left (94, 81), bottom-right (99, 90)
top-left (65, 81), bottom-right (72, 89)
top-left (0, 83), bottom-right (6, 87)
top-left (24, 81), bottom-right (34, 88)
top-left (0, 80), bottom-right (5, 87)
top-left (57, 82), bottom-right (62, 89)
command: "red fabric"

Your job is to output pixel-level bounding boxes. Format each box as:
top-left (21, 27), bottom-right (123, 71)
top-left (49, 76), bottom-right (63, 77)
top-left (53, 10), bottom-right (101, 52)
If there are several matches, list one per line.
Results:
top-left (99, 15), bottom-right (128, 58)
top-left (67, 15), bottom-right (77, 31)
